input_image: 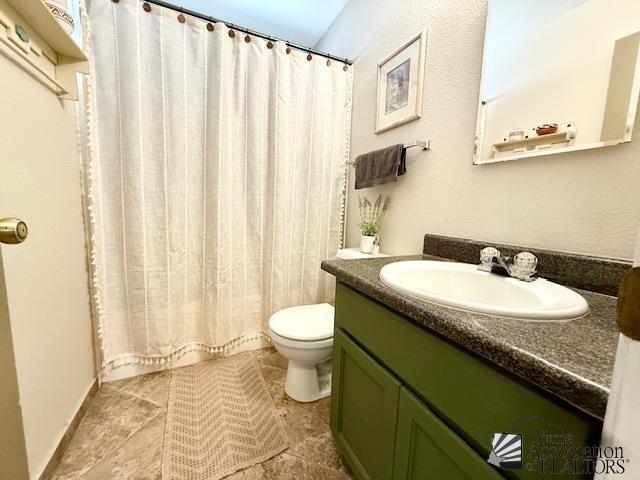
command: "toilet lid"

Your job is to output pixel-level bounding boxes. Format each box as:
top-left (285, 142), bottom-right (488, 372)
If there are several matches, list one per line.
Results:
top-left (269, 303), bottom-right (335, 341)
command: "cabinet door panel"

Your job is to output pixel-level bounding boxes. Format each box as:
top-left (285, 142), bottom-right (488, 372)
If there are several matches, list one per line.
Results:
top-left (331, 328), bottom-right (401, 480)
top-left (394, 387), bottom-right (504, 480)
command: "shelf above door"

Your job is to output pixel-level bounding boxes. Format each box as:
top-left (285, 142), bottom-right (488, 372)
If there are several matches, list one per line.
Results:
top-left (0, 0), bottom-right (88, 100)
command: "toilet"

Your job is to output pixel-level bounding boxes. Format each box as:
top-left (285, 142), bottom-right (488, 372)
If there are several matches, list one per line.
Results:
top-left (269, 248), bottom-right (388, 402)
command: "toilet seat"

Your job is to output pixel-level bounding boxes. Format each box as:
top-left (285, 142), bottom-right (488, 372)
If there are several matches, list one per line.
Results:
top-left (268, 303), bottom-right (334, 342)
top-left (269, 330), bottom-right (333, 350)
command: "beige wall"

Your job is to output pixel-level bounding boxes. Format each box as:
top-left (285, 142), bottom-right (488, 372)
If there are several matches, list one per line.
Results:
top-left (316, 0), bottom-right (640, 260)
top-left (0, 51), bottom-right (95, 477)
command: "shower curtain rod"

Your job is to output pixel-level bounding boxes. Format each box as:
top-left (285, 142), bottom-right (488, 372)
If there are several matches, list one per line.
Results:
top-left (138, 0), bottom-right (353, 65)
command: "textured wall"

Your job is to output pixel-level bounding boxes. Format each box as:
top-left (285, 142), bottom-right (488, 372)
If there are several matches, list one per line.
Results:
top-left (316, 0), bottom-right (640, 260)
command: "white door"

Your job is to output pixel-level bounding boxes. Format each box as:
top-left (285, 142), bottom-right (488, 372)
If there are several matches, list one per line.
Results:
top-left (0, 48), bottom-right (95, 477)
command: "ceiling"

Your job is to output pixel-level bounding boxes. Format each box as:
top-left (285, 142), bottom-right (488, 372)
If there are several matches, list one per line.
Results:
top-left (175, 0), bottom-right (348, 48)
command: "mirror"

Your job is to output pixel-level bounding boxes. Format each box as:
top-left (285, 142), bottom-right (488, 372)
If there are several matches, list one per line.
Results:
top-left (474, 0), bottom-right (640, 165)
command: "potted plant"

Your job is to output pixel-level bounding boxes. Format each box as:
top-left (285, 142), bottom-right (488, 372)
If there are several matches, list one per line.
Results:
top-left (357, 194), bottom-right (391, 253)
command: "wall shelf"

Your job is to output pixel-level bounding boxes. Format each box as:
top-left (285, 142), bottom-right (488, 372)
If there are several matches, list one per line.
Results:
top-left (0, 0), bottom-right (87, 100)
top-left (6, 0), bottom-right (85, 59)
top-left (491, 126), bottom-right (577, 160)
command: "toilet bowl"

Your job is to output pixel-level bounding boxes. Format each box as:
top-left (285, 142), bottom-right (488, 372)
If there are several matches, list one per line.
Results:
top-left (269, 248), bottom-right (388, 402)
top-left (269, 303), bottom-right (335, 402)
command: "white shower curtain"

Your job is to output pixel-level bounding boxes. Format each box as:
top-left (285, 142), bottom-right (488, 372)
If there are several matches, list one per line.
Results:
top-left (84, 0), bottom-right (352, 371)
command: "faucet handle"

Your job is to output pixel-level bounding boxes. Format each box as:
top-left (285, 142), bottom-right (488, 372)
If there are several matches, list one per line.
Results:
top-left (480, 246), bottom-right (500, 262)
top-left (512, 252), bottom-right (538, 280)
top-left (479, 246), bottom-right (500, 271)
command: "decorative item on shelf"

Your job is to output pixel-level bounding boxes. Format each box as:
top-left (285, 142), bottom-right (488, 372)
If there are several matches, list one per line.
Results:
top-left (508, 128), bottom-right (524, 141)
top-left (372, 237), bottom-right (381, 255)
top-left (358, 194), bottom-right (391, 254)
top-left (14, 25), bottom-right (29, 43)
top-left (375, 31), bottom-right (427, 133)
top-left (536, 123), bottom-right (559, 136)
top-left (45, 0), bottom-right (74, 35)
top-left (491, 121), bottom-right (576, 160)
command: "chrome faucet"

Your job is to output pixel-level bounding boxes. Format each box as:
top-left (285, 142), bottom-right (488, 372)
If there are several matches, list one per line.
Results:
top-left (478, 247), bottom-right (538, 282)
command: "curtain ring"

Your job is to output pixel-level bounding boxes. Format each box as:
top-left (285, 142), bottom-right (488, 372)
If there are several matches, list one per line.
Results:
top-left (266, 41), bottom-right (274, 49)
top-left (228, 30), bottom-right (235, 38)
top-left (206, 22), bottom-right (214, 31)
top-left (343, 64), bottom-right (349, 71)
top-left (111, 0), bottom-right (119, 3)
top-left (285, 47), bottom-right (291, 54)
top-left (326, 59), bottom-right (331, 66)
top-left (142, 2), bottom-right (151, 12)
top-left (177, 13), bottom-right (186, 23)
top-left (244, 35), bottom-right (251, 43)
top-left (306, 53), bottom-right (312, 61)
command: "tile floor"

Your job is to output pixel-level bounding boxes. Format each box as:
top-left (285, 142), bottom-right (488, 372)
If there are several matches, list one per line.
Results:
top-left (51, 348), bottom-right (352, 480)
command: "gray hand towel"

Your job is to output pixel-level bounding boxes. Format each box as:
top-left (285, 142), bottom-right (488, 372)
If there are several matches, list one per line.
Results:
top-left (354, 144), bottom-right (406, 190)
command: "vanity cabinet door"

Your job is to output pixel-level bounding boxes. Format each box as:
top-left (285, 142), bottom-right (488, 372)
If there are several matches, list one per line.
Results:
top-left (393, 387), bottom-right (505, 480)
top-left (331, 328), bottom-right (401, 480)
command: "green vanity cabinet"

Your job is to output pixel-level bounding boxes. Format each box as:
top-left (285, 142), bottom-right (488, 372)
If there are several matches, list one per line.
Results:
top-left (330, 283), bottom-right (602, 480)
top-left (331, 328), bottom-right (401, 480)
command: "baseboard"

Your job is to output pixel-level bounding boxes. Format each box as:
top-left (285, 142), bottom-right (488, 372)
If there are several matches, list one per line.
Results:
top-left (38, 378), bottom-right (99, 480)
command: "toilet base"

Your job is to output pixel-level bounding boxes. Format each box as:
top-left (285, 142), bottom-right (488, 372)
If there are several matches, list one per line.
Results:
top-left (284, 359), bottom-right (332, 403)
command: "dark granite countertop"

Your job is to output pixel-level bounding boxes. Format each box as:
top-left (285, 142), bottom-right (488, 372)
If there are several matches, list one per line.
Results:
top-left (321, 254), bottom-right (620, 420)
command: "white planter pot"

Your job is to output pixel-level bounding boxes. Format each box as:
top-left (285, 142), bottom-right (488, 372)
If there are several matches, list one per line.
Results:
top-left (360, 235), bottom-right (376, 254)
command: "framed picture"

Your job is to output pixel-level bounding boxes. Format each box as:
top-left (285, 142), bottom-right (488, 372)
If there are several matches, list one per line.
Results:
top-left (375, 31), bottom-right (427, 134)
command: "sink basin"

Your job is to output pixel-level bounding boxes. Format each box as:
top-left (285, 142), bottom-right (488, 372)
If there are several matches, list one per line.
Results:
top-left (379, 261), bottom-right (588, 321)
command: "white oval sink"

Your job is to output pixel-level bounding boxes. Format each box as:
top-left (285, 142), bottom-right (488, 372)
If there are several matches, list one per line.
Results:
top-left (379, 261), bottom-right (588, 321)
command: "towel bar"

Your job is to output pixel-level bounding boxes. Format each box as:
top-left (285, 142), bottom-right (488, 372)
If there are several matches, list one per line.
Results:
top-left (404, 140), bottom-right (431, 151)
top-left (347, 140), bottom-right (431, 165)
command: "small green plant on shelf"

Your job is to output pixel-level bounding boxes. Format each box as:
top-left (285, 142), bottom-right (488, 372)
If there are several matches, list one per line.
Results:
top-left (358, 194), bottom-right (391, 253)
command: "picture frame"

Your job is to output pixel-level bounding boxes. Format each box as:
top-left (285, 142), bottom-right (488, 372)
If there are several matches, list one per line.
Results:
top-left (375, 31), bottom-right (427, 134)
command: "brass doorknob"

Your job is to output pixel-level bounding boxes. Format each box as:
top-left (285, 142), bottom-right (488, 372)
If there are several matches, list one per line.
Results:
top-left (0, 218), bottom-right (28, 244)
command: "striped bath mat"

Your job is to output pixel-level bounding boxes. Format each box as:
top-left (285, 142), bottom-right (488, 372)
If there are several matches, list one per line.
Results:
top-left (163, 353), bottom-right (289, 479)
